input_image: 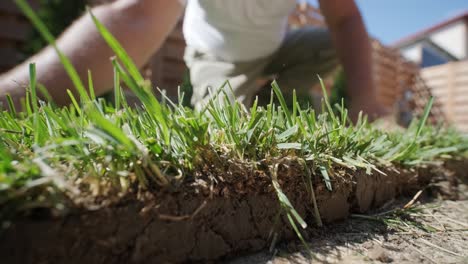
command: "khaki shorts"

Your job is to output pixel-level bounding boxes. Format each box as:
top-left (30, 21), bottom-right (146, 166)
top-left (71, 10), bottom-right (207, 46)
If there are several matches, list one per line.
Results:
top-left (184, 27), bottom-right (338, 109)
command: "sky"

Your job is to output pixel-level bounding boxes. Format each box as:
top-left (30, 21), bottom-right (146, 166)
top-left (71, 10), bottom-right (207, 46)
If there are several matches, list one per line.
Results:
top-left (307, 0), bottom-right (468, 45)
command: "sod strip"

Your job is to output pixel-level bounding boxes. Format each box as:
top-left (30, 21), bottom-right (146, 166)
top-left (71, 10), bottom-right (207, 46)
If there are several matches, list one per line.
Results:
top-left (1, 159), bottom-right (467, 263)
top-left (1, 1), bottom-right (468, 263)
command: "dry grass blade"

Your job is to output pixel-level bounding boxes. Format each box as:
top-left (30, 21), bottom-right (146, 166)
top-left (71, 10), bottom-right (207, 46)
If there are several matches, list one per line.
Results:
top-left (404, 189), bottom-right (423, 209)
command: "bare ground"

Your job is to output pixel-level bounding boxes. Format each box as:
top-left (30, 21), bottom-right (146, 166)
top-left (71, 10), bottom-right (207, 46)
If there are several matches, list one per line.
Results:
top-left (228, 184), bottom-right (468, 264)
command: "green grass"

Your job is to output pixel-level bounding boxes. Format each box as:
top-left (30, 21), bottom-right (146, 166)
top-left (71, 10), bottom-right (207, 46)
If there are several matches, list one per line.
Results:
top-left (1, 0), bottom-right (468, 247)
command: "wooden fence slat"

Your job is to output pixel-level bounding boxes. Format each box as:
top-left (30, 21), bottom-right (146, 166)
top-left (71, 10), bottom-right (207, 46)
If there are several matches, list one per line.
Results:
top-left (421, 60), bottom-right (468, 131)
top-left (0, 47), bottom-right (24, 67)
top-left (0, 16), bottom-right (30, 41)
top-left (0, 2), bottom-right (21, 15)
top-left (0, 1), bottom-right (39, 14)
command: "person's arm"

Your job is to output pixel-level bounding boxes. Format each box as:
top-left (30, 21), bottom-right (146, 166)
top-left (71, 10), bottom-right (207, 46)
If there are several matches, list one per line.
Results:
top-left (0, 0), bottom-right (184, 108)
top-left (318, 0), bottom-right (387, 120)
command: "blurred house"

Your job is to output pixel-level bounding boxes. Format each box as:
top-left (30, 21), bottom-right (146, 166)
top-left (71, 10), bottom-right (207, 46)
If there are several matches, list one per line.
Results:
top-left (394, 11), bottom-right (468, 132)
top-left (394, 11), bottom-right (468, 68)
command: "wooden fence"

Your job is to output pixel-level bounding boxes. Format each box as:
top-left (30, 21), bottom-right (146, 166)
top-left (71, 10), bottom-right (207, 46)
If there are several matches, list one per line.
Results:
top-left (288, 3), bottom-right (444, 123)
top-left (371, 41), bottom-right (445, 123)
top-left (0, 1), bottom-right (38, 73)
top-left (421, 60), bottom-right (468, 132)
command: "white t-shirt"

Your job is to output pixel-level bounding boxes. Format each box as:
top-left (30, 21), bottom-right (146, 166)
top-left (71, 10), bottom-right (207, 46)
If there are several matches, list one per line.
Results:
top-left (183, 0), bottom-right (297, 62)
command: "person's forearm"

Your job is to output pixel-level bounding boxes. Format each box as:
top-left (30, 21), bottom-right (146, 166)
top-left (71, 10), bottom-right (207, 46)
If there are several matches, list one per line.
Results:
top-left (0, 0), bottom-right (183, 108)
top-left (330, 14), bottom-right (376, 103)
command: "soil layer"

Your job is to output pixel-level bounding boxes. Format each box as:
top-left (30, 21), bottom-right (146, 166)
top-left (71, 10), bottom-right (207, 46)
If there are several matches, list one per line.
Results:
top-left (228, 195), bottom-right (468, 264)
top-left (1, 158), bottom-right (467, 263)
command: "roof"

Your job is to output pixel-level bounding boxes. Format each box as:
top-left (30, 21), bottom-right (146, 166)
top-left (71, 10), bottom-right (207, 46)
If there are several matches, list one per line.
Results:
top-left (392, 10), bottom-right (468, 48)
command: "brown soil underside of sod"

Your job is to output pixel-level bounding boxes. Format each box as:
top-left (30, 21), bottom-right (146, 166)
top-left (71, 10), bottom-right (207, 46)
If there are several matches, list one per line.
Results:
top-left (1, 159), bottom-right (467, 264)
top-left (228, 194), bottom-right (468, 264)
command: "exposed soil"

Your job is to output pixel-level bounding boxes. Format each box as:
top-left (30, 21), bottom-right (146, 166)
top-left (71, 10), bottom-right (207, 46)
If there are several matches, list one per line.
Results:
top-left (1, 158), bottom-right (467, 264)
top-left (228, 189), bottom-right (468, 264)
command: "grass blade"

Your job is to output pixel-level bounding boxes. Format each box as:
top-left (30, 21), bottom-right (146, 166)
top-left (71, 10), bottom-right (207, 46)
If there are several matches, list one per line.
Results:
top-left (5, 94), bottom-right (17, 117)
top-left (114, 63), bottom-right (121, 109)
top-left (319, 165), bottom-right (332, 191)
top-left (88, 70), bottom-right (96, 101)
top-left (272, 81), bottom-right (293, 127)
top-left (318, 76), bottom-right (337, 125)
top-left (89, 10), bottom-right (143, 83)
top-left (29, 63), bottom-right (38, 114)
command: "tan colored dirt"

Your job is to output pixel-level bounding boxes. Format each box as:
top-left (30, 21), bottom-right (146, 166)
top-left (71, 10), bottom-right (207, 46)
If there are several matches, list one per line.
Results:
top-left (228, 195), bottom-right (468, 264)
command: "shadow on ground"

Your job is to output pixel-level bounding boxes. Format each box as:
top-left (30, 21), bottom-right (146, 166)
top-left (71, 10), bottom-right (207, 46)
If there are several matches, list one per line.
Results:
top-left (227, 187), bottom-right (468, 264)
